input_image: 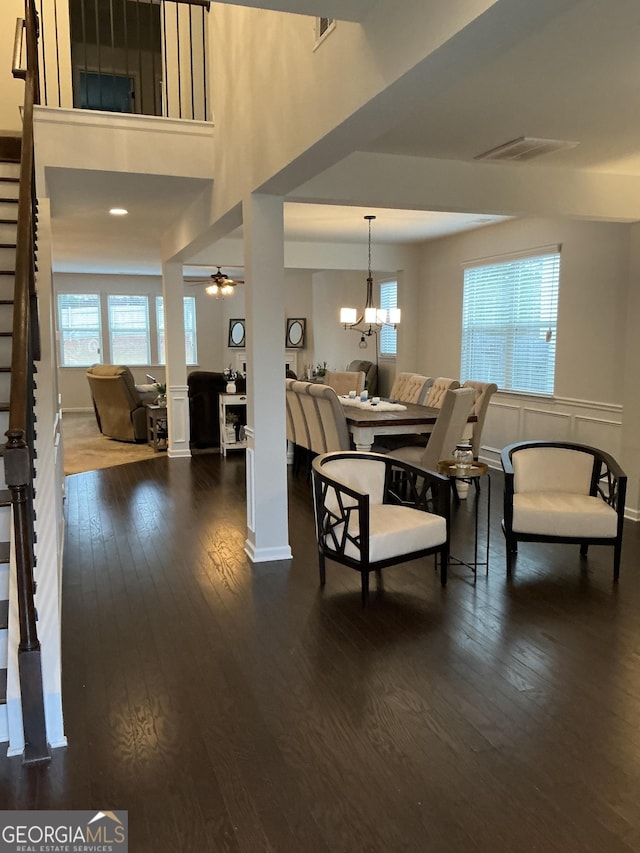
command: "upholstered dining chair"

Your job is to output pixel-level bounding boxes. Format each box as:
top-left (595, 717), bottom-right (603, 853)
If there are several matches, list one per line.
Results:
top-left (461, 380), bottom-right (498, 459)
top-left (501, 441), bottom-right (627, 580)
top-left (423, 377), bottom-right (461, 408)
top-left (312, 450), bottom-right (451, 603)
top-left (389, 372), bottom-right (432, 404)
top-left (386, 388), bottom-right (475, 471)
top-left (323, 369), bottom-right (366, 396)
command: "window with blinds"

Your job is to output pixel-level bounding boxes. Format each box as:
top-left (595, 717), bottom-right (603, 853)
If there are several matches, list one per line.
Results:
top-left (108, 295), bottom-right (150, 365)
top-left (57, 293), bottom-right (102, 366)
top-left (379, 280), bottom-right (398, 356)
top-left (156, 296), bottom-right (197, 364)
top-left (461, 248), bottom-right (560, 395)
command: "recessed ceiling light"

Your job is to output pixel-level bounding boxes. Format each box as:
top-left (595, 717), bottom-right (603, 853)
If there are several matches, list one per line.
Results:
top-left (109, 207), bottom-right (128, 216)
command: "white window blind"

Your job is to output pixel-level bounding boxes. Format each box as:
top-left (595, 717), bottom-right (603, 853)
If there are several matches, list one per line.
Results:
top-left (156, 296), bottom-right (198, 364)
top-left (461, 249), bottom-right (560, 395)
top-left (108, 295), bottom-right (150, 365)
top-left (379, 280), bottom-right (398, 356)
top-left (57, 293), bottom-right (102, 366)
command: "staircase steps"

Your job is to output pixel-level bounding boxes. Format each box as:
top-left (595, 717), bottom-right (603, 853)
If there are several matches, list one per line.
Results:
top-left (0, 145), bottom-right (17, 744)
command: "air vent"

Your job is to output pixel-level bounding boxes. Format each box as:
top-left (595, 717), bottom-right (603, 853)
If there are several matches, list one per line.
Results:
top-left (475, 136), bottom-right (579, 162)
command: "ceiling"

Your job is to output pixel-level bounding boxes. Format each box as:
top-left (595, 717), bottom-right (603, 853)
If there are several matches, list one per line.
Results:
top-left (47, 0), bottom-right (640, 276)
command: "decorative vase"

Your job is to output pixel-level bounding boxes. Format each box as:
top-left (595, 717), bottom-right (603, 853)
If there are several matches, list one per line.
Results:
top-left (226, 381), bottom-right (236, 393)
top-left (156, 394), bottom-right (167, 407)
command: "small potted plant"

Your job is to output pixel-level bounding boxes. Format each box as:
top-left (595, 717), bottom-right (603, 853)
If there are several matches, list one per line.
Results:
top-left (154, 382), bottom-right (167, 406)
top-left (223, 365), bottom-right (238, 393)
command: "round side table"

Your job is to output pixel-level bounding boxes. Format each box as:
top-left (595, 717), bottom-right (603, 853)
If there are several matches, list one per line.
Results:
top-left (437, 459), bottom-right (490, 580)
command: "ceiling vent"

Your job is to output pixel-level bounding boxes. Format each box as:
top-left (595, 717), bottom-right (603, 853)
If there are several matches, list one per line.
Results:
top-left (475, 136), bottom-right (579, 162)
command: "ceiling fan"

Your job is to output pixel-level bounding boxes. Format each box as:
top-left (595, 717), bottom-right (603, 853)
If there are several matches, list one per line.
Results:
top-left (185, 266), bottom-right (245, 297)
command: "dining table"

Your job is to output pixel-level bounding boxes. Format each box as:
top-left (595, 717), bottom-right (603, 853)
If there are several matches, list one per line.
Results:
top-left (339, 397), bottom-right (476, 452)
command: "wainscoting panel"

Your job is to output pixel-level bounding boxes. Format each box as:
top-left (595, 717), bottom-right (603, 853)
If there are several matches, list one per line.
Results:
top-left (574, 416), bottom-right (622, 460)
top-left (484, 402), bottom-right (520, 453)
top-left (522, 408), bottom-right (571, 441)
top-left (480, 393), bottom-right (624, 471)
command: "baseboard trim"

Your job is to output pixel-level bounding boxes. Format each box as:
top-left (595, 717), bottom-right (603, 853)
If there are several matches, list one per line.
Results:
top-left (244, 541), bottom-right (293, 563)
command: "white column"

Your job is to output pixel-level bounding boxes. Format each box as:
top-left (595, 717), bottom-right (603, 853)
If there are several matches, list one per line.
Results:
top-left (396, 246), bottom-right (421, 374)
top-left (162, 261), bottom-right (191, 458)
top-left (243, 194), bottom-right (292, 562)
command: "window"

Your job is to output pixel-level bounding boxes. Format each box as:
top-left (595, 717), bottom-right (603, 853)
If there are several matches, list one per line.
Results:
top-left (379, 280), bottom-right (398, 356)
top-left (461, 248), bottom-right (560, 395)
top-left (156, 296), bottom-right (197, 364)
top-left (316, 16), bottom-right (335, 43)
top-left (108, 295), bottom-right (150, 364)
top-left (57, 293), bottom-right (102, 366)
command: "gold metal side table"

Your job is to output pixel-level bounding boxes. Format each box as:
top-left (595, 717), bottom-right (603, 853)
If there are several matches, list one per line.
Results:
top-left (437, 459), bottom-right (490, 580)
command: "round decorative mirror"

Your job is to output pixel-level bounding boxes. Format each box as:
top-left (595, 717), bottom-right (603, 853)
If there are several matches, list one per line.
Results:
top-left (286, 318), bottom-right (306, 348)
top-left (228, 319), bottom-right (246, 347)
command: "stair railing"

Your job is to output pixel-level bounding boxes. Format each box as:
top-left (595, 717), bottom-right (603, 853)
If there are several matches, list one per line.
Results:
top-left (7, 0), bottom-right (49, 765)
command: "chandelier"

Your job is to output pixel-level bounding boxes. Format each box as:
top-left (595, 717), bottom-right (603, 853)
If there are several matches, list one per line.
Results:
top-left (340, 215), bottom-right (401, 347)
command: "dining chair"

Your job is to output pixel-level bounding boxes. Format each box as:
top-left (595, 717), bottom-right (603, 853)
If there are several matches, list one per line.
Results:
top-left (312, 450), bottom-right (451, 603)
top-left (386, 388), bottom-right (475, 471)
top-left (423, 377), bottom-right (461, 408)
top-left (501, 440), bottom-right (627, 580)
top-left (307, 383), bottom-right (351, 452)
top-left (323, 369), bottom-right (366, 396)
top-left (389, 372), bottom-right (432, 403)
top-left (286, 378), bottom-right (312, 474)
top-left (461, 380), bottom-right (498, 459)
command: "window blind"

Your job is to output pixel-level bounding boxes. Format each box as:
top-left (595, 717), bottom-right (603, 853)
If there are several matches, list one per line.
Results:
top-left (461, 250), bottom-right (560, 395)
top-left (379, 280), bottom-right (398, 356)
top-left (108, 295), bottom-right (150, 365)
top-left (57, 293), bottom-right (102, 366)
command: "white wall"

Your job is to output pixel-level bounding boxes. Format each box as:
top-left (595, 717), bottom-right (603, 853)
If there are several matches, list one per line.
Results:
top-left (416, 216), bottom-right (630, 481)
top-left (55, 268), bottom-right (315, 409)
top-left (311, 270), bottom-right (389, 375)
top-left (55, 272), bottom-right (224, 409)
top-left (418, 217), bottom-right (628, 402)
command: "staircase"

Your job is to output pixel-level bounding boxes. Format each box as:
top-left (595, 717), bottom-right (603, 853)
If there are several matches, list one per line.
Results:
top-left (0, 137), bottom-right (20, 743)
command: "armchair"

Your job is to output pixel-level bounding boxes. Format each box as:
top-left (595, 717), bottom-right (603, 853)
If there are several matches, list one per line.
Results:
top-left (86, 364), bottom-right (157, 442)
top-left (501, 441), bottom-right (626, 580)
top-left (347, 359), bottom-right (378, 395)
top-left (312, 451), bottom-right (451, 604)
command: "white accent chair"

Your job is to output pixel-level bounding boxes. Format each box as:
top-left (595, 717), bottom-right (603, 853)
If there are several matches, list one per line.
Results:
top-left (312, 451), bottom-right (451, 603)
top-left (501, 441), bottom-right (627, 580)
top-left (386, 388), bottom-right (475, 471)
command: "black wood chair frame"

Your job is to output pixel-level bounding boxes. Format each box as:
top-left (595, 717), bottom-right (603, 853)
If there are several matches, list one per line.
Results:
top-left (311, 451), bottom-right (451, 603)
top-left (501, 440), bottom-right (627, 580)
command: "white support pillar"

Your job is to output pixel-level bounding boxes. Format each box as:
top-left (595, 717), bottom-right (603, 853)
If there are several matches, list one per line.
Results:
top-left (396, 246), bottom-right (421, 374)
top-left (243, 194), bottom-right (292, 563)
top-left (161, 261), bottom-right (191, 458)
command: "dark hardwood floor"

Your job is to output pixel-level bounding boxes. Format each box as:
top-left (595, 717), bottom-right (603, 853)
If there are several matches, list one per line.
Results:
top-left (2, 453), bottom-right (640, 851)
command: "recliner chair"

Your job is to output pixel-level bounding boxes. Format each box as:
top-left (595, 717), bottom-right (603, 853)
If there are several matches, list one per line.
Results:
top-left (347, 359), bottom-right (378, 395)
top-left (86, 364), bottom-right (157, 442)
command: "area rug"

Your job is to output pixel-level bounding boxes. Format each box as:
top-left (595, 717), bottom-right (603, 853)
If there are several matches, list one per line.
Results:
top-left (62, 412), bottom-right (163, 476)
